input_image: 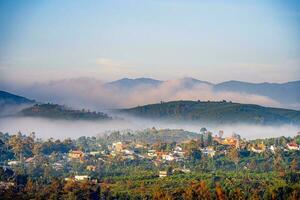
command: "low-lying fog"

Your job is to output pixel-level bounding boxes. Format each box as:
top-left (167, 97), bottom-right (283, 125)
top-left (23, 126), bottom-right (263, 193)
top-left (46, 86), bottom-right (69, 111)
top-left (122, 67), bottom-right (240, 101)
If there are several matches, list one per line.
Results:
top-left (0, 116), bottom-right (299, 140)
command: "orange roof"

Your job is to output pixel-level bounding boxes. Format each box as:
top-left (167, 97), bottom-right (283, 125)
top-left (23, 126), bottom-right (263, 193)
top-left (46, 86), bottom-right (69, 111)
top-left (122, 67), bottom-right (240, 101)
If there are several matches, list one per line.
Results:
top-left (288, 143), bottom-right (298, 147)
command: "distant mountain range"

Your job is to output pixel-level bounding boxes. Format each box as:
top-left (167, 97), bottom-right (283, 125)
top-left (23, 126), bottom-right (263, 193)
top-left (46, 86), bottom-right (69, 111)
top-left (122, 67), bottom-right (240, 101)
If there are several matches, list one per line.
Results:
top-left (1, 77), bottom-right (300, 110)
top-left (106, 77), bottom-right (213, 90)
top-left (109, 78), bottom-right (300, 108)
top-left (119, 100), bottom-right (300, 125)
top-left (214, 80), bottom-right (300, 106)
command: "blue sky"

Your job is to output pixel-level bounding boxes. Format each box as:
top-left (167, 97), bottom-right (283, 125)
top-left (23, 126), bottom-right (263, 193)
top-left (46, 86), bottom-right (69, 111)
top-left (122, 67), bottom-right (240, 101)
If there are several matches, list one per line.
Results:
top-left (0, 0), bottom-right (299, 83)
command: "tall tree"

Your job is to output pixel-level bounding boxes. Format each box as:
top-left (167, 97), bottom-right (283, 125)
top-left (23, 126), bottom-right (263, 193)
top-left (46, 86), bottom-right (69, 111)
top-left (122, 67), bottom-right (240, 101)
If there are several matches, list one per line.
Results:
top-left (8, 132), bottom-right (25, 161)
top-left (291, 159), bottom-right (299, 172)
top-left (228, 148), bottom-right (239, 173)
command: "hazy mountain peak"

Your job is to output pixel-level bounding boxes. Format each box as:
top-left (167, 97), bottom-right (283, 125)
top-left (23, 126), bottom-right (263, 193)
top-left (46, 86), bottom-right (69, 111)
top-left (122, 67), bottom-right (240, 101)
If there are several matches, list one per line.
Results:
top-left (0, 90), bottom-right (35, 105)
top-left (106, 77), bottom-right (162, 89)
top-left (179, 77), bottom-right (213, 85)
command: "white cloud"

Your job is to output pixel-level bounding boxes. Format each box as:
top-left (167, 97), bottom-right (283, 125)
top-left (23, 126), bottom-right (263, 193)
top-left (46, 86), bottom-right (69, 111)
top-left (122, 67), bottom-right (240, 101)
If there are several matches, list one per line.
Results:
top-left (3, 78), bottom-right (282, 110)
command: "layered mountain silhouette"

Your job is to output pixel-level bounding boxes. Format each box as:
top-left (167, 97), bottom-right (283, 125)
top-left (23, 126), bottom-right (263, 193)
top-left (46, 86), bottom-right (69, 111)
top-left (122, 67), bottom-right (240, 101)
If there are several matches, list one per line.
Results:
top-left (1, 77), bottom-right (299, 110)
top-left (214, 80), bottom-right (300, 106)
top-left (106, 77), bottom-right (300, 107)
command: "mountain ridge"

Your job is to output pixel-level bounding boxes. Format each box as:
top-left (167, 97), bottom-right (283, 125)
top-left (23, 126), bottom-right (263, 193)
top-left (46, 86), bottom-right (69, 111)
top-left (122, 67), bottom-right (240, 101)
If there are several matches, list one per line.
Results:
top-left (1, 77), bottom-right (299, 110)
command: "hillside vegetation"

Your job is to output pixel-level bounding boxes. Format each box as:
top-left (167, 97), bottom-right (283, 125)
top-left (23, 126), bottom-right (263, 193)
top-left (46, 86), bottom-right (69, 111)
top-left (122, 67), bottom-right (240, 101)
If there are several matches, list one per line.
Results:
top-left (101, 128), bottom-right (201, 144)
top-left (19, 103), bottom-right (112, 120)
top-left (119, 100), bottom-right (300, 125)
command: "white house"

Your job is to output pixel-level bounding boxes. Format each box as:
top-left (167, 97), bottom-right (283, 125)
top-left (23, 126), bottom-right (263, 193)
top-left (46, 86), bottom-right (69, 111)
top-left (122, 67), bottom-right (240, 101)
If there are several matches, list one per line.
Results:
top-left (201, 147), bottom-right (216, 157)
top-left (147, 150), bottom-right (157, 158)
top-left (162, 154), bottom-right (175, 161)
top-left (7, 160), bottom-right (20, 166)
top-left (75, 175), bottom-right (90, 181)
top-left (159, 171), bottom-right (168, 178)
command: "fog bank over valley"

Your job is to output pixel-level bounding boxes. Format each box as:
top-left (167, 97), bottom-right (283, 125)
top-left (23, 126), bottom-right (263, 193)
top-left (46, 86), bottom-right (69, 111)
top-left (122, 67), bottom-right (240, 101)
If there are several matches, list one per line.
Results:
top-left (2, 77), bottom-right (299, 110)
top-left (0, 116), bottom-right (299, 140)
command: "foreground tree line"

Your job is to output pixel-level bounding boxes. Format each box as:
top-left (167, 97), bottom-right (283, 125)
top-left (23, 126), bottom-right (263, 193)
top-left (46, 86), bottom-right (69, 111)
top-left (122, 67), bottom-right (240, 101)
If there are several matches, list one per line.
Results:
top-left (0, 129), bottom-right (300, 199)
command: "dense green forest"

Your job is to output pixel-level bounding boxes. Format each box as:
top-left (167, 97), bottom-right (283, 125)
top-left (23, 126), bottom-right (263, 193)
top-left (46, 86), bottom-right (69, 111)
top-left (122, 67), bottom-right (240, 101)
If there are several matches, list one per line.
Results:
top-left (119, 100), bottom-right (300, 125)
top-left (19, 104), bottom-right (112, 121)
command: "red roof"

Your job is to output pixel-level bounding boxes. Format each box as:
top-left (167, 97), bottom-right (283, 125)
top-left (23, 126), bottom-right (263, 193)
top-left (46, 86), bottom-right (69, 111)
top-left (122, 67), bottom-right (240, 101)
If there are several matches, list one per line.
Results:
top-left (288, 143), bottom-right (298, 147)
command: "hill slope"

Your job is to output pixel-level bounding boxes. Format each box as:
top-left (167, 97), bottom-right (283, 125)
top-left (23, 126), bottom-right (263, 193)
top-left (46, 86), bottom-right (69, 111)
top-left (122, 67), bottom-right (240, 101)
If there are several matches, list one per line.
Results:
top-left (0, 90), bottom-right (34, 107)
top-left (19, 104), bottom-right (112, 121)
top-left (119, 100), bottom-right (300, 125)
top-left (0, 90), bottom-right (35, 116)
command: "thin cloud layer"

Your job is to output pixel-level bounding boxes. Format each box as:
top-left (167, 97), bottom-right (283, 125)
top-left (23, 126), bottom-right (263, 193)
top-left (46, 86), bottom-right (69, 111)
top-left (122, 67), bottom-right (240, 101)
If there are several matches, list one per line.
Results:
top-left (1, 78), bottom-right (280, 110)
top-left (0, 116), bottom-right (299, 140)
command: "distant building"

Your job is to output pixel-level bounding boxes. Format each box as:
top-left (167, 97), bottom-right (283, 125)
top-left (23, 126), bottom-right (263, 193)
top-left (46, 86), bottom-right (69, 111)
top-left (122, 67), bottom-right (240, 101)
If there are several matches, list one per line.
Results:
top-left (250, 144), bottom-right (266, 153)
top-left (25, 157), bottom-right (35, 163)
top-left (173, 146), bottom-right (185, 158)
top-left (7, 160), bottom-right (20, 166)
top-left (174, 146), bottom-right (183, 152)
top-left (64, 177), bottom-right (72, 181)
top-left (0, 181), bottom-right (15, 190)
top-left (162, 154), bottom-right (175, 161)
top-left (89, 151), bottom-right (100, 156)
top-left (218, 130), bottom-right (224, 138)
top-left (52, 162), bottom-right (63, 170)
top-left (68, 150), bottom-right (85, 159)
top-left (135, 143), bottom-right (146, 149)
top-left (201, 147), bottom-right (216, 157)
top-left (74, 175), bottom-right (90, 181)
top-left (181, 168), bottom-right (191, 173)
top-left (287, 143), bottom-right (299, 150)
top-left (122, 149), bottom-right (134, 155)
top-left (112, 142), bottom-right (123, 152)
top-left (269, 145), bottom-right (277, 154)
top-left (123, 155), bottom-right (135, 160)
top-left (147, 150), bottom-right (157, 158)
top-left (159, 171), bottom-right (169, 178)
top-left (86, 165), bottom-right (97, 171)
top-left (173, 168), bottom-right (191, 174)
top-left (222, 138), bottom-right (237, 146)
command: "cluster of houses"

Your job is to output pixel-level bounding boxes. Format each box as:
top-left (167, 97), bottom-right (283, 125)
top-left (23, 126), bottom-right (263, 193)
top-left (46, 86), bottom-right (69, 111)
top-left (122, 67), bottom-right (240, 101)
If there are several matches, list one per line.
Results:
top-left (2, 130), bottom-right (300, 183)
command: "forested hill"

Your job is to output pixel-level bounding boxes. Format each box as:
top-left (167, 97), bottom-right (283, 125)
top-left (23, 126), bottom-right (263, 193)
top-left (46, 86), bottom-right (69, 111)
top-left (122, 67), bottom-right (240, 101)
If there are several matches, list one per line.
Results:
top-left (119, 100), bottom-right (300, 125)
top-left (19, 104), bottom-right (112, 121)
